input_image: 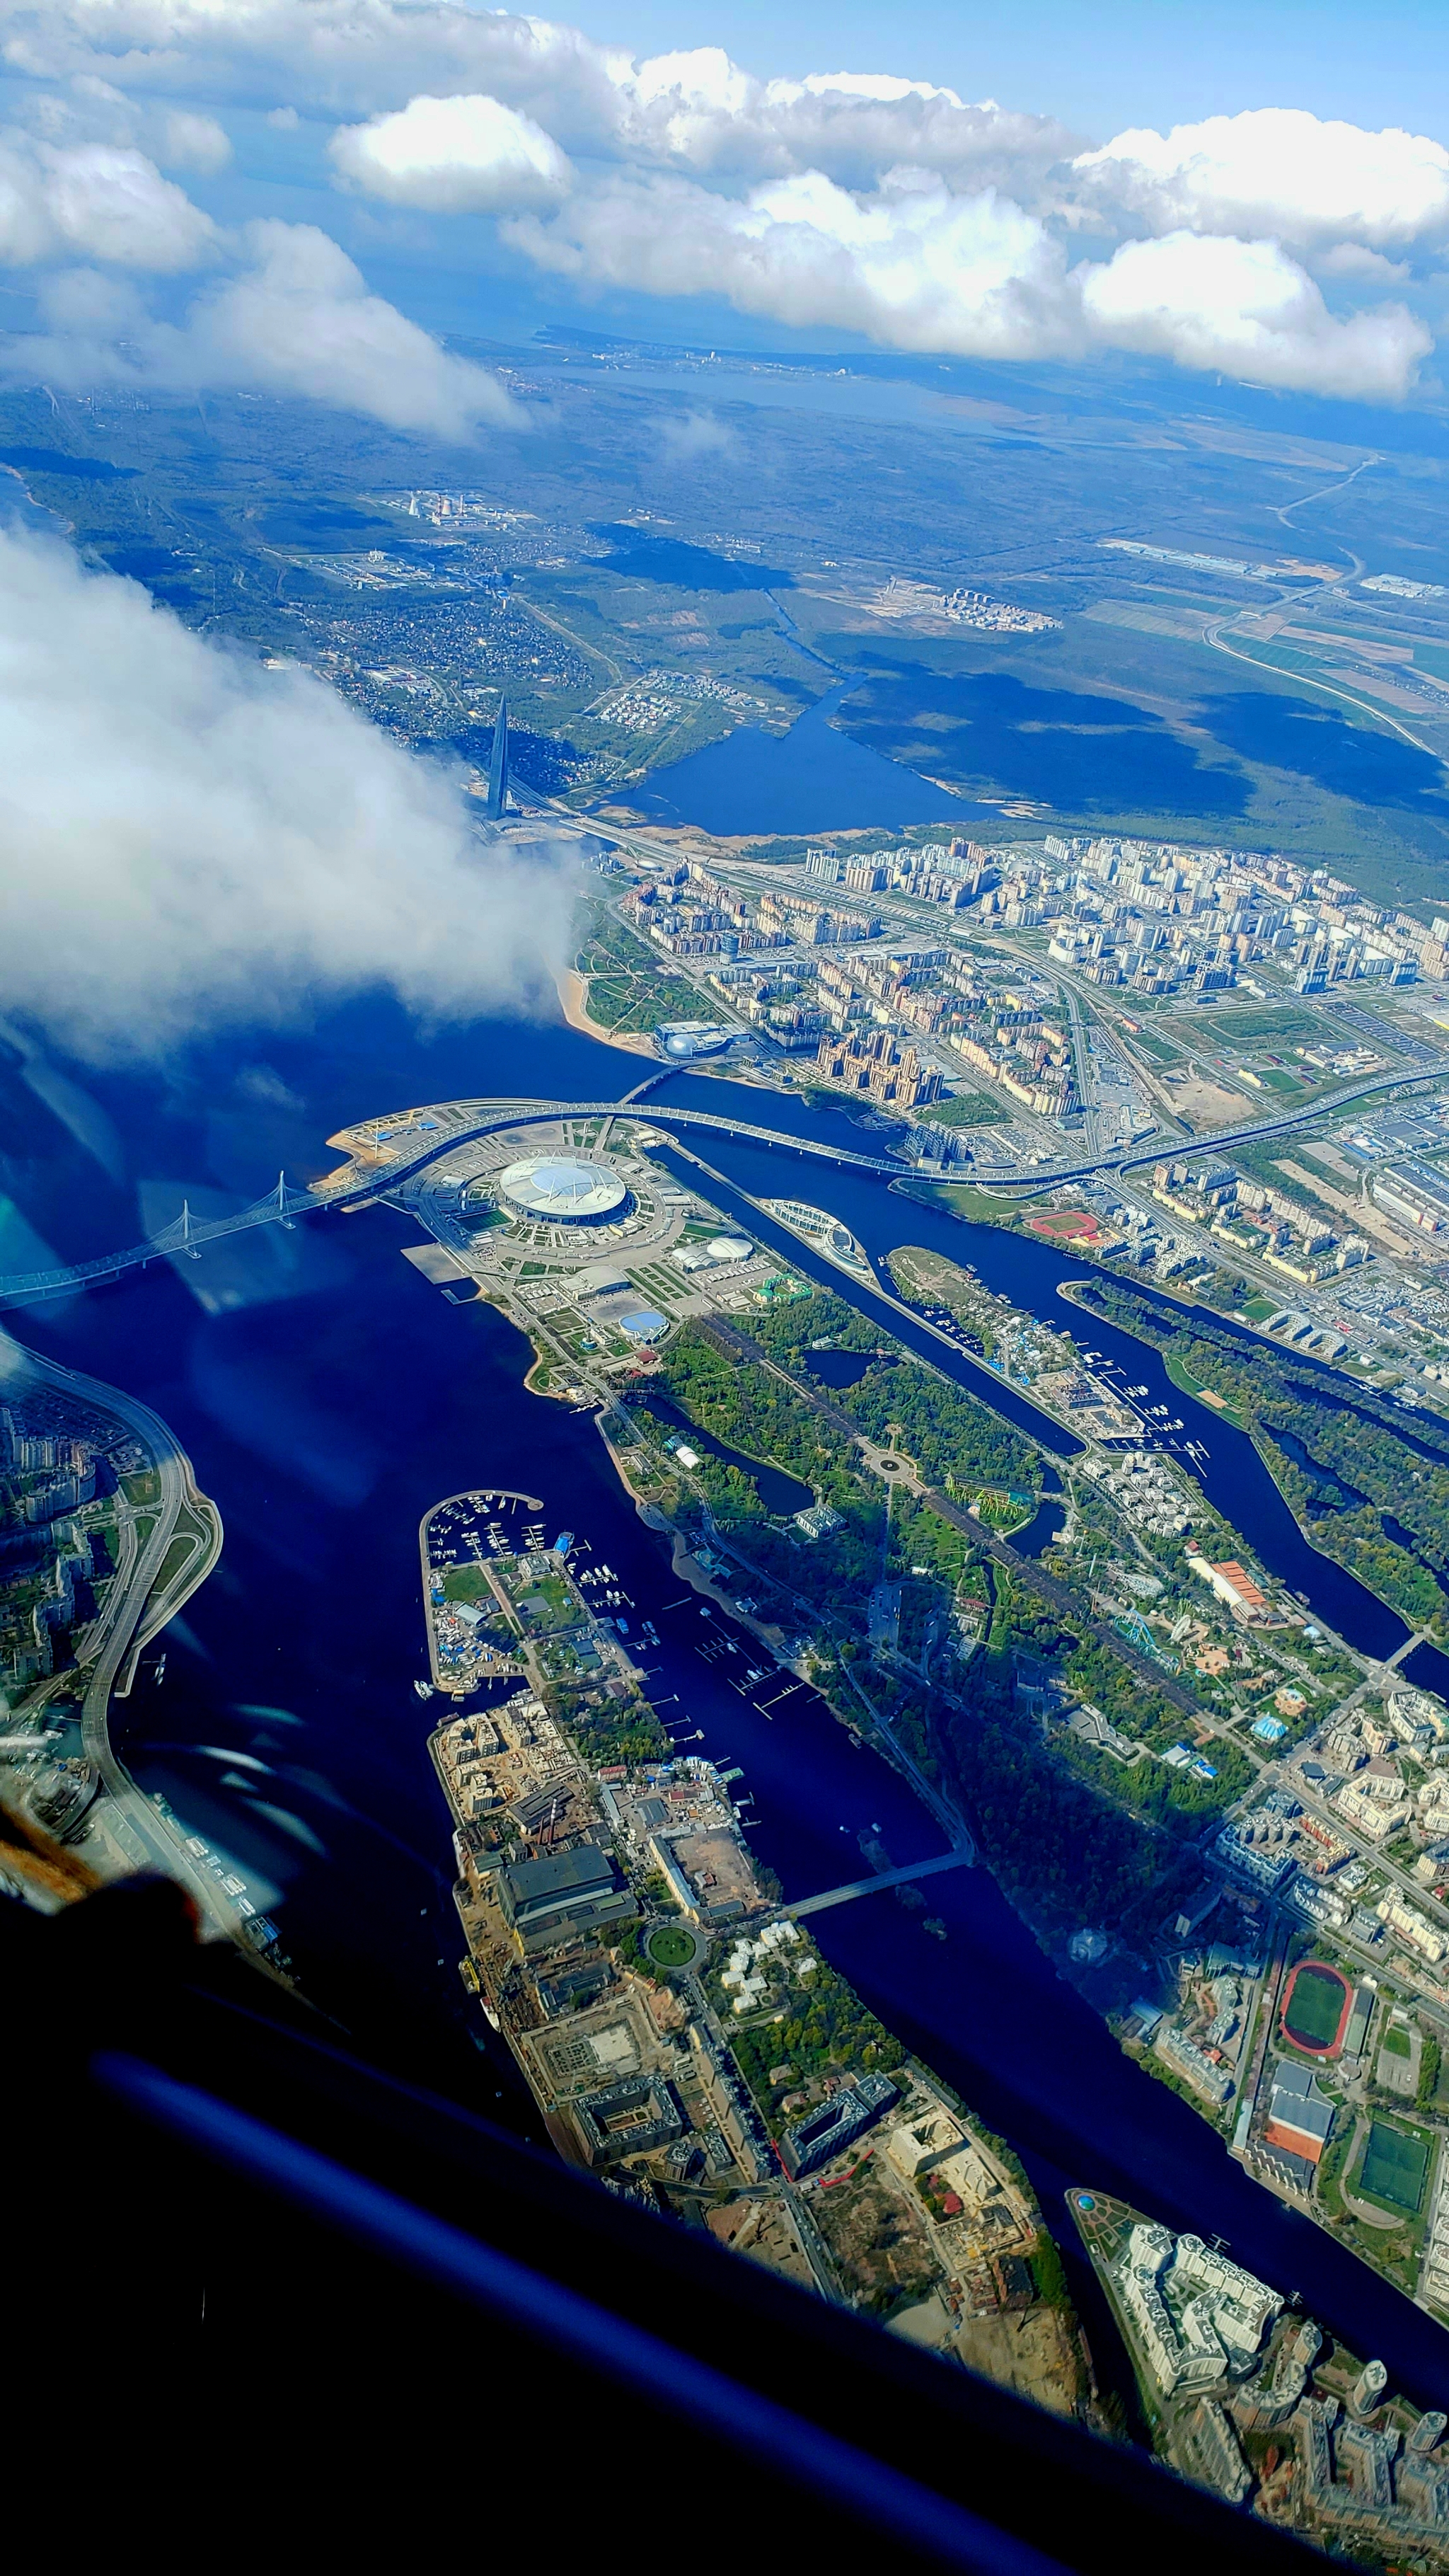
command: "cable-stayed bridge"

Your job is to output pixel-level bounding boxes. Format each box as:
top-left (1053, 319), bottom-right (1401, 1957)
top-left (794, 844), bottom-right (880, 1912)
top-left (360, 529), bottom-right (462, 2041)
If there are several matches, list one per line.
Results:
top-left (0, 1102), bottom-right (904, 1309)
top-left (1, 1054), bottom-right (1443, 1310)
top-left (0, 1173), bottom-right (326, 1308)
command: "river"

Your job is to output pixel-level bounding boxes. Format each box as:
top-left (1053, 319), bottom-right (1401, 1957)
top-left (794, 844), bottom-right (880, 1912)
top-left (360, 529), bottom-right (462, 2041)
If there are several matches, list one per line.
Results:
top-left (7, 1010), bottom-right (1449, 2403)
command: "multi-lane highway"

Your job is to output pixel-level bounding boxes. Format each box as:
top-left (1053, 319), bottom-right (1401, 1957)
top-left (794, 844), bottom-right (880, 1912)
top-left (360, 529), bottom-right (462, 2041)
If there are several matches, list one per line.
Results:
top-left (4, 1060), bottom-right (1445, 1312)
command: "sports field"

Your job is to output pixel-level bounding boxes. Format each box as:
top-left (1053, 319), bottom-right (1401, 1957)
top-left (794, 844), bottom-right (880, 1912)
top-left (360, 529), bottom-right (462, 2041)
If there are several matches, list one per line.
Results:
top-left (1359, 2120), bottom-right (1431, 2215)
top-left (1281, 1960), bottom-right (1351, 2054)
top-left (1027, 1209), bottom-right (1102, 1244)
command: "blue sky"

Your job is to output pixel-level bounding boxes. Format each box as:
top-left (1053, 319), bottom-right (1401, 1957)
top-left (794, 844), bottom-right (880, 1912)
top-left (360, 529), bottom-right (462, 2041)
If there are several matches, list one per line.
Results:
top-left (555, 0), bottom-right (1449, 142)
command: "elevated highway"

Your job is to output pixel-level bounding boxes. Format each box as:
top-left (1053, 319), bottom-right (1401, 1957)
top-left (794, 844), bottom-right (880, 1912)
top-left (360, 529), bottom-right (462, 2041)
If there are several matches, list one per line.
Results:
top-left (785, 1848), bottom-right (974, 1916)
top-left (1041, 1059), bottom-right (1447, 1188)
top-left (0, 1057), bottom-right (1443, 1309)
top-left (0, 1102), bottom-right (904, 1306)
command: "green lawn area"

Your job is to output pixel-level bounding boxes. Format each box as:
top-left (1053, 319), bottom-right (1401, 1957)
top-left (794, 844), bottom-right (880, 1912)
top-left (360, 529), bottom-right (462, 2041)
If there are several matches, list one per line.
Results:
top-left (928, 1088), bottom-right (1008, 1127)
top-left (150, 1534), bottom-right (194, 1595)
top-left (1163, 1350), bottom-right (1247, 1429)
top-left (1358, 2117), bottom-right (1431, 2214)
top-left (441, 1565), bottom-right (494, 1603)
top-left (1218, 1008), bottom-right (1320, 1042)
top-left (949, 1482), bottom-right (1036, 1532)
top-left (507, 1571), bottom-right (583, 1631)
top-left (645, 1923), bottom-right (698, 1968)
top-left (1382, 2024), bottom-right (1412, 2059)
top-left (1254, 1068), bottom-right (1303, 1093)
top-left (896, 1178), bottom-right (1027, 1224)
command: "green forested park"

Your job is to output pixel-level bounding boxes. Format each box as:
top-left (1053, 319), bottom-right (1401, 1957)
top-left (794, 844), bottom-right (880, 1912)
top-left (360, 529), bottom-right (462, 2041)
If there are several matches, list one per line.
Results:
top-left (658, 1321), bottom-right (887, 1626)
top-left (573, 902), bottom-right (701, 1034)
top-left (744, 1292), bottom-right (1041, 1495)
top-left (652, 1293), bottom-right (1244, 1924)
top-left (937, 1580), bottom-right (1175, 1926)
top-left (658, 1299), bottom-right (1039, 1551)
top-left (724, 1953), bottom-right (906, 2121)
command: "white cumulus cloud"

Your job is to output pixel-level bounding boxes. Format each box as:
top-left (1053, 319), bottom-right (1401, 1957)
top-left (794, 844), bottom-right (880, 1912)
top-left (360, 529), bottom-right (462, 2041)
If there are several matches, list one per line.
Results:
top-left (510, 166), bottom-right (1078, 362)
top-left (15, 5), bottom-right (1074, 185)
top-left (657, 408), bottom-right (737, 461)
top-left (330, 91), bottom-right (572, 211)
top-left (178, 220), bottom-right (521, 433)
top-left (1080, 228), bottom-right (1431, 398)
top-left (6, 220), bottom-right (522, 437)
top-left (606, 50), bottom-right (1072, 188)
top-left (2, 4), bottom-right (1445, 403)
top-left (2, 2), bottom-right (630, 137)
top-left (0, 134), bottom-right (216, 268)
top-left (506, 151), bottom-right (1429, 398)
top-left (0, 523), bottom-right (575, 1063)
top-left (161, 107), bottom-right (231, 174)
top-left (1075, 108), bottom-right (1449, 251)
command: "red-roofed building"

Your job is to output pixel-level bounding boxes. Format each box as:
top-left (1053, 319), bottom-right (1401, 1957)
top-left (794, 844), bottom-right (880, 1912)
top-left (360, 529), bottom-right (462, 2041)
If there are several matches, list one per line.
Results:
top-left (1264, 2115), bottom-right (1327, 2166)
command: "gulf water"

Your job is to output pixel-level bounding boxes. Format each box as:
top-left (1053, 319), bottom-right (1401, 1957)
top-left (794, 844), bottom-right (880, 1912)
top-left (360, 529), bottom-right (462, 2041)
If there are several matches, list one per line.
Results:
top-left (7, 1007), bottom-right (1449, 2400)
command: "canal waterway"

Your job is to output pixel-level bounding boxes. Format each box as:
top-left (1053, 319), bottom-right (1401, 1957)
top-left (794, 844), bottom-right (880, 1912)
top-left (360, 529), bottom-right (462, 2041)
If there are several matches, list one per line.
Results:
top-left (7, 1008), bottom-right (1449, 2400)
top-left (643, 1069), bottom-right (1443, 1681)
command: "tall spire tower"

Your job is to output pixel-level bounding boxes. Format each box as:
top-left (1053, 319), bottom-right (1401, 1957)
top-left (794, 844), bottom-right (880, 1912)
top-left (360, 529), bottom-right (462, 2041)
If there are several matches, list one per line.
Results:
top-left (486, 697), bottom-right (510, 819)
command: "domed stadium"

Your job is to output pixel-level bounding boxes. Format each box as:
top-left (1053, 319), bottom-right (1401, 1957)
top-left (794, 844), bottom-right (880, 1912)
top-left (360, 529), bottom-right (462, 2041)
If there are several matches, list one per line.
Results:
top-left (497, 1154), bottom-right (630, 1226)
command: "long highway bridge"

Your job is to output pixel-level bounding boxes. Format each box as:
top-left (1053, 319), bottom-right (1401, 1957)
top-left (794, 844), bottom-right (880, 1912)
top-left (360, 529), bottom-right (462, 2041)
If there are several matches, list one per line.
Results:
top-left (0, 1058), bottom-right (1443, 1309)
top-left (785, 1848), bottom-right (974, 1916)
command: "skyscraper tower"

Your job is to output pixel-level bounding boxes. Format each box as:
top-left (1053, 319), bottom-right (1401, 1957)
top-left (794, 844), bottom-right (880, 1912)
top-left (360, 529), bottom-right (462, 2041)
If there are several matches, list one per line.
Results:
top-left (486, 697), bottom-right (510, 819)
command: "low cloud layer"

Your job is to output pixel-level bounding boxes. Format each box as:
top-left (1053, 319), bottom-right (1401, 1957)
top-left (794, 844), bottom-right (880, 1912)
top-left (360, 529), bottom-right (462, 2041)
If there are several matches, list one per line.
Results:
top-left (1080, 230), bottom-right (1431, 397)
top-left (0, 190), bottom-right (519, 435)
top-left (3, 4), bottom-right (1448, 401)
top-left (175, 223), bottom-right (521, 434)
top-left (0, 525), bottom-right (575, 1063)
top-left (507, 166), bottom-right (1428, 393)
top-left (513, 166), bottom-right (1070, 358)
top-left (0, 81), bottom-right (519, 435)
top-left (0, 133), bottom-right (216, 269)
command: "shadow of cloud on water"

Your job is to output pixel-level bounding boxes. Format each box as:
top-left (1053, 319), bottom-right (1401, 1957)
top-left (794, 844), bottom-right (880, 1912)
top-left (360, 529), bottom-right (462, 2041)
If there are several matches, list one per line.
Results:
top-left (187, 1326), bottom-right (385, 1517)
top-left (584, 523), bottom-right (797, 590)
top-left (1194, 688), bottom-right (1449, 814)
top-left (834, 660), bottom-right (1254, 819)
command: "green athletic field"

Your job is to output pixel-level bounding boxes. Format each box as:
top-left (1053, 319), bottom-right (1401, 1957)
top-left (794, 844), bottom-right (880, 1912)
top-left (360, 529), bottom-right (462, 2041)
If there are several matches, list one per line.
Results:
top-left (1283, 1961), bottom-right (1349, 2050)
top-left (1359, 2120), bottom-right (1430, 2214)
